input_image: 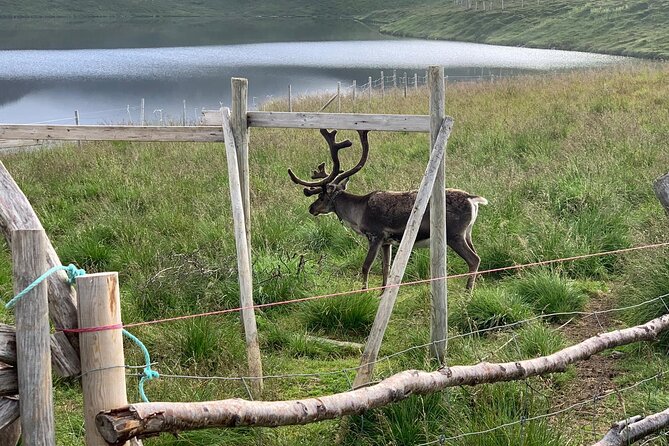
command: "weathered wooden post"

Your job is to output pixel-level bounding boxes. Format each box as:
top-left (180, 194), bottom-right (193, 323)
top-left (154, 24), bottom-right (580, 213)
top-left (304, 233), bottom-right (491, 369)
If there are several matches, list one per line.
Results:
top-left (380, 71), bottom-right (385, 99)
top-left (12, 229), bottom-right (55, 445)
top-left (77, 272), bottom-right (129, 446)
top-left (182, 100), bottom-right (187, 126)
top-left (231, 78), bottom-right (252, 258)
top-left (654, 172), bottom-right (669, 215)
top-left (368, 76), bottom-right (372, 106)
top-left (428, 66), bottom-right (447, 362)
top-left (353, 117), bottom-right (453, 388)
top-left (404, 72), bottom-right (408, 97)
top-left (288, 85), bottom-right (292, 112)
top-left (75, 110), bottom-right (81, 148)
top-left (337, 82), bottom-right (341, 112)
top-left (140, 98), bottom-right (145, 126)
top-left (414, 73), bottom-right (418, 91)
top-left (221, 107), bottom-right (263, 394)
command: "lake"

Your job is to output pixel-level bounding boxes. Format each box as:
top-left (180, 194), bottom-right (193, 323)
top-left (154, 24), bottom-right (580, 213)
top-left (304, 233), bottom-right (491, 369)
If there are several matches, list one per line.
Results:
top-left (0, 17), bottom-right (629, 125)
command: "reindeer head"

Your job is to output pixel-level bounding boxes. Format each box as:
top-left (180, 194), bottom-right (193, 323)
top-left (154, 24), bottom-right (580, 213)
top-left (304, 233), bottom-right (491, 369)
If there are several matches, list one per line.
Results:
top-left (288, 129), bottom-right (370, 216)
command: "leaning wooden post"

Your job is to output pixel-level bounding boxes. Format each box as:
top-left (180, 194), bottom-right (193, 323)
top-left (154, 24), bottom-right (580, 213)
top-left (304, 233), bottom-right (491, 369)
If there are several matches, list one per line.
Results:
top-left (12, 229), bottom-right (55, 446)
top-left (231, 78), bottom-right (252, 258)
top-left (77, 272), bottom-right (128, 446)
top-left (428, 66), bottom-right (447, 362)
top-left (221, 107), bottom-right (263, 394)
top-left (353, 118), bottom-right (453, 388)
top-left (653, 172), bottom-right (669, 215)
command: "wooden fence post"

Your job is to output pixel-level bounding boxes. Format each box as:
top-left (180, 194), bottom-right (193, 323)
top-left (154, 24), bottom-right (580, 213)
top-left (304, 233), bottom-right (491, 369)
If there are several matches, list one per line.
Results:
top-left (429, 66), bottom-right (447, 363)
top-left (337, 82), bottom-right (341, 112)
top-left (140, 98), bottom-right (145, 126)
top-left (368, 76), bottom-right (372, 106)
top-left (654, 172), bottom-right (669, 215)
top-left (231, 78), bottom-right (252, 258)
top-left (353, 118), bottom-right (453, 388)
top-left (77, 272), bottom-right (129, 446)
top-left (380, 71), bottom-right (385, 99)
top-left (12, 229), bottom-right (55, 446)
top-left (221, 107), bottom-right (263, 394)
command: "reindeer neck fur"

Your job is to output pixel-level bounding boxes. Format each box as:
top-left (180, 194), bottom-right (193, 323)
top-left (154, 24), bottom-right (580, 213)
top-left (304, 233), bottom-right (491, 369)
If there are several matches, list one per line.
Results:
top-left (331, 191), bottom-right (373, 236)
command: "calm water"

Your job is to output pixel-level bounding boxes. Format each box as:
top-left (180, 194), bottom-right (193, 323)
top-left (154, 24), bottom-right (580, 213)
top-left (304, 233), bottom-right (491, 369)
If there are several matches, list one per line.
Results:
top-left (0, 18), bottom-right (629, 124)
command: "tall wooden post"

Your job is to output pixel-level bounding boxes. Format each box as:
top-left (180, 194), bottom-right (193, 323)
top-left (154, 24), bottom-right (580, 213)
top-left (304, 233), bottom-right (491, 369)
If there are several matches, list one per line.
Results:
top-left (231, 78), bottom-right (252, 258)
top-left (221, 107), bottom-right (263, 394)
top-left (428, 66), bottom-right (447, 363)
top-left (380, 71), bottom-right (385, 99)
top-left (77, 272), bottom-right (128, 446)
top-left (353, 118), bottom-right (453, 388)
top-left (337, 82), bottom-right (341, 112)
top-left (368, 76), bottom-right (372, 106)
top-left (12, 229), bottom-right (55, 446)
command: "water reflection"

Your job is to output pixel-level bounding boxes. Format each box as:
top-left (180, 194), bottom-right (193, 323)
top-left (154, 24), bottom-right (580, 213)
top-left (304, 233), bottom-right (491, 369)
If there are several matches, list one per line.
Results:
top-left (0, 19), bottom-right (629, 124)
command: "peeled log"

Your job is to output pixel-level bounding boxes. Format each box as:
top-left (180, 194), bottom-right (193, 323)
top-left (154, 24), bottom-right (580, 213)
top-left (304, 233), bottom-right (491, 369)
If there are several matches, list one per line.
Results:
top-left (595, 410), bottom-right (669, 446)
top-left (97, 314), bottom-right (669, 444)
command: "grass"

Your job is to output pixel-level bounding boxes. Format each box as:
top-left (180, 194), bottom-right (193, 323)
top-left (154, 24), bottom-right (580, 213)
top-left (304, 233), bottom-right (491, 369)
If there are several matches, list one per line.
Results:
top-left (0, 64), bottom-right (668, 445)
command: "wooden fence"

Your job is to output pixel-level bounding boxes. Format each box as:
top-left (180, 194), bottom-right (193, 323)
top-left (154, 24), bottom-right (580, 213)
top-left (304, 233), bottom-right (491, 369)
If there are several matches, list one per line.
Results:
top-left (0, 66), bottom-right (668, 445)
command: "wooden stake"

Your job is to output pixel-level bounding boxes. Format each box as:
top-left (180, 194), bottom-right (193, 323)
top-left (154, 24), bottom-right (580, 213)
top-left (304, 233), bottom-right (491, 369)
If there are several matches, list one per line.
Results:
top-left (221, 107), bottom-right (263, 394)
top-left (12, 229), bottom-right (55, 446)
top-left (231, 78), bottom-right (252, 258)
top-left (428, 66), bottom-right (447, 363)
top-left (77, 272), bottom-right (128, 446)
top-left (353, 118), bottom-right (453, 388)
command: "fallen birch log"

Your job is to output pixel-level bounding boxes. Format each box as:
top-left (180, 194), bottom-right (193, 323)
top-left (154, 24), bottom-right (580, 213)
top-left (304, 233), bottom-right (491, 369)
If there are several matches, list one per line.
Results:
top-left (595, 410), bottom-right (669, 446)
top-left (97, 313), bottom-right (669, 444)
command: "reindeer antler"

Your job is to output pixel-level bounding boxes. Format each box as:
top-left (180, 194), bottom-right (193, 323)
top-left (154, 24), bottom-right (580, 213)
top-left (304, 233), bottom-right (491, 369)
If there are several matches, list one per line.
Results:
top-left (287, 129), bottom-right (352, 187)
top-left (334, 130), bottom-right (370, 184)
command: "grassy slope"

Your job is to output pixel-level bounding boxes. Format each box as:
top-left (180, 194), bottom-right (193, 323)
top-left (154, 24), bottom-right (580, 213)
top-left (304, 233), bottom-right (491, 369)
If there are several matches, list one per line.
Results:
top-left (370, 0), bottom-right (669, 59)
top-left (1, 64), bottom-right (669, 445)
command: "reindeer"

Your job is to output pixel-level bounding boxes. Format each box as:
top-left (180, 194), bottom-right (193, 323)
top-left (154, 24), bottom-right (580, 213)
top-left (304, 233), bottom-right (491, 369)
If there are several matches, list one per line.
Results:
top-left (288, 129), bottom-right (488, 291)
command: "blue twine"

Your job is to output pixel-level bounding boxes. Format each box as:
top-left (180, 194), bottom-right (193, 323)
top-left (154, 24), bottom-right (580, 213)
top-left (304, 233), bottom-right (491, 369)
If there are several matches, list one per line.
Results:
top-left (6, 263), bottom-right (157, 402)
top-left (122, 329), bottom-right (159, 403)
top-left (5, 263), bottom-right (86, 309)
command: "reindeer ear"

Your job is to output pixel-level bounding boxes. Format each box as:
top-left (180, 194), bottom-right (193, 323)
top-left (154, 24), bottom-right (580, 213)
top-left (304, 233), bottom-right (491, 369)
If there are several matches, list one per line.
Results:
top-left (338, 177), bottom-right (350, 189)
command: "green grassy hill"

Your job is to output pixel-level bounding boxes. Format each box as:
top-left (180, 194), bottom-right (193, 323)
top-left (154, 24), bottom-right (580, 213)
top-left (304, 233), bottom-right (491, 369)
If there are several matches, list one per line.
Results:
top-left (371, 0), bottom-right (669, 59)
top-left (1, 63), bottom-right (668, 445)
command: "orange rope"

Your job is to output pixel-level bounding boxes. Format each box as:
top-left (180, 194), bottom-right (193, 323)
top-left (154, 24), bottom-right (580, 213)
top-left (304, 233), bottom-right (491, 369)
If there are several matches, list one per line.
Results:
top-left (61, 241), bottom-right (669, 333)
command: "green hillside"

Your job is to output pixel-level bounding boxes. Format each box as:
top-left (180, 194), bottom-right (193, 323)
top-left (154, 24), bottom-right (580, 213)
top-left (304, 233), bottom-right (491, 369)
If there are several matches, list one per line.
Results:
top-left (371, 0), bottom-right (669, 59)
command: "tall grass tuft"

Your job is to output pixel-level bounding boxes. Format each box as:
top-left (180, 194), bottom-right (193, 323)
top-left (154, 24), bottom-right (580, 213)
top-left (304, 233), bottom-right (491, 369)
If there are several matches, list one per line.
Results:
top-left (621, 253), bottom-right (669, 349)
top-left (302, 294), bottom-right (377, 336)
top-left (452, 287), bottom-right (534, 333)
top-left (514, 270), bottom-right (587, 319)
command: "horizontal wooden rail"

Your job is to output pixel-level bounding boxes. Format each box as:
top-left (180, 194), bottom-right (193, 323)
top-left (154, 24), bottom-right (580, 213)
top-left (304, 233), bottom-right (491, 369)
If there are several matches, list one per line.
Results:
top-left (202, 110), bottom-right (432, 132)
top-left (0, 125), bottom-right (224, 142)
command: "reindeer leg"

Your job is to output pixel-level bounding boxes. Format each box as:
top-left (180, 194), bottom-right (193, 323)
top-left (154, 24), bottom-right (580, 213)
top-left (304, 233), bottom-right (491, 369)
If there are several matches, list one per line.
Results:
top-left (381, 244), bottom-right (392, 287)
top-left (362, 236), bottom-right (383, 290)
top-left (448, 236), bottom-right (481, 291)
